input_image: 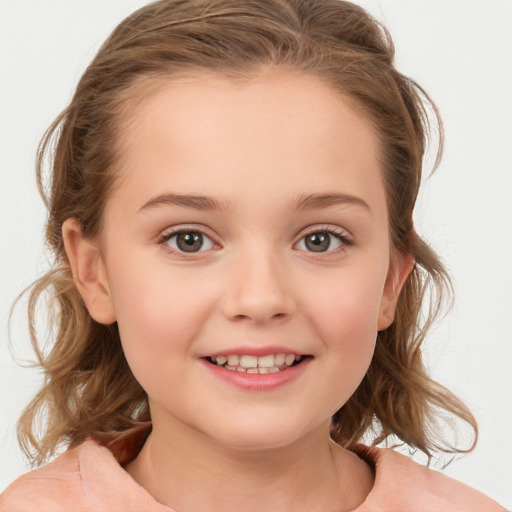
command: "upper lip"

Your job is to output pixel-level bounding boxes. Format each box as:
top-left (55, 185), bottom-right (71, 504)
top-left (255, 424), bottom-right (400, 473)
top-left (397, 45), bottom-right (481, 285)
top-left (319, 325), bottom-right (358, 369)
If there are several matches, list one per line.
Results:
top-left (199, 346), bottom-right (309, 358)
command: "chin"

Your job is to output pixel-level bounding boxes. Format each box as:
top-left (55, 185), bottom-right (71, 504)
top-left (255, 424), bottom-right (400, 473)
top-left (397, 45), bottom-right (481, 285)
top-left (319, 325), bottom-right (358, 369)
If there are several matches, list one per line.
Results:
top-left (205, 416), bottom-right (326, 452)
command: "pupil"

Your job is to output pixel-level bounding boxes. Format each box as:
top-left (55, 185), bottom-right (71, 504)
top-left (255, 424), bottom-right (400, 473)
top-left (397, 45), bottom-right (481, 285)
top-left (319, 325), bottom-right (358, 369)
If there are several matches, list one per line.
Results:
top-left (177, 232), bottom-right (203, 252)
top-left (306, 233), bottom-right (330, 252)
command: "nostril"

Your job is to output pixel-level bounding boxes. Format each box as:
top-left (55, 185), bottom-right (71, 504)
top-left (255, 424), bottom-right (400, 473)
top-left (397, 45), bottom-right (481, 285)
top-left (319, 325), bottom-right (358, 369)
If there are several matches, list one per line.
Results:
top-left (227, 310), bottom-right (290, 324)
top-left (222, 278), bottom-right (296, 324)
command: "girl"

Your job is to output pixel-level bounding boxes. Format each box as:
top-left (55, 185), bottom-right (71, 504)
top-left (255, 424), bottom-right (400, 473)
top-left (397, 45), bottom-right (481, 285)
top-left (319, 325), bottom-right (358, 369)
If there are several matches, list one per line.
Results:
top-left (0, 0), bottom-right (509, 510)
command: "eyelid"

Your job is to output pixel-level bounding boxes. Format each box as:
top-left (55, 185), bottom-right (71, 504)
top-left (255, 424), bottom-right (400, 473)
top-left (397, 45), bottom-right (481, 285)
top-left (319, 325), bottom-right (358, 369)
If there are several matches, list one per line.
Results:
top-left (155, 223), bottom-right (352, 255)
top-left (298, 224), bottom-right (352, 240)
top-left (156, 224), bottom-right (220, 254)
top-left (294, 224), bottom-right (353, 252)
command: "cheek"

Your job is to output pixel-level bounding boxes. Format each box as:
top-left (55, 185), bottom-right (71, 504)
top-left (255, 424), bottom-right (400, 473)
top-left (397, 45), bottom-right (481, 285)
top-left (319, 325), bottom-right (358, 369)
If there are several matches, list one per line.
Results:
top-left (301, 265), bottom-right (386, 384)
top-left (107, 266), bottom-right (211, 402)
top-left (304, 266), bottom-right (386, 338)
top-left (107, 258), bottom-right (211, 363)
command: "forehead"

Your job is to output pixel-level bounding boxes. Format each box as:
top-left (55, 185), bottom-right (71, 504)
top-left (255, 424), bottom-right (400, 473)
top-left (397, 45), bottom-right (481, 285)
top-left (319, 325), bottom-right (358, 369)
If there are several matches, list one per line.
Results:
top-left (110, 69), bottom-right (385, 215)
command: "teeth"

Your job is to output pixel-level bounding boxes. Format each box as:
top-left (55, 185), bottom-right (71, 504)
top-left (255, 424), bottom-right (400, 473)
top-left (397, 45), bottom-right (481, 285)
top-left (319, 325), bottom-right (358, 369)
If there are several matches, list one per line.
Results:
top-left (284, 354), bottom-right (295, 366)
top-left (227, 355), bottom-right (240, 366)
top-left (239, 355), bottom-right (258, 368)
top-left (215, 355), bottom-right (227, 365)
top-left (258, 354), bottom-right (275, 368)
top-left (274, 353), bottom-right (285, 365)
top-left (210, 353), bottom-right (304, 374)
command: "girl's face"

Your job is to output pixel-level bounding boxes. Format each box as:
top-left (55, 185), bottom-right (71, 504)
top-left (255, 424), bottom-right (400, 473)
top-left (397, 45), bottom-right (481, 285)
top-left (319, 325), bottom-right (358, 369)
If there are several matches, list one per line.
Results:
top-left (71, 70), bottom-right (409, 450)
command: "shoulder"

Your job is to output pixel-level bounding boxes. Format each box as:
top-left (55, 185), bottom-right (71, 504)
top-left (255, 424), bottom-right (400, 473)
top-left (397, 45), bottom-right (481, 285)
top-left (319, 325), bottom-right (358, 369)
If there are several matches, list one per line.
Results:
top-left (353, 445), bottom-right (507, 512)
top-left (0, 440), bottom-right (171, 512)
top-left (0, 443), bottom-right (85, 511)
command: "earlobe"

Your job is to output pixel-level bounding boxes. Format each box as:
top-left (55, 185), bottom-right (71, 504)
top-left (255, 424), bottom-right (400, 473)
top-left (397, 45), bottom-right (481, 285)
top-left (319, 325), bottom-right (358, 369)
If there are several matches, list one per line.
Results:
top-left (62, 218), bottom-right (116, 325)
top-left (378, 252), bottom-right (415, 331)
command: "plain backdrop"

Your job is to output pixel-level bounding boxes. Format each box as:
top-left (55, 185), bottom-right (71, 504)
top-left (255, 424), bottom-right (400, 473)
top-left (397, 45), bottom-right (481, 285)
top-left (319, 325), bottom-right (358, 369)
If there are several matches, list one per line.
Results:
top-left (1, 0), bottom-right (511, 506)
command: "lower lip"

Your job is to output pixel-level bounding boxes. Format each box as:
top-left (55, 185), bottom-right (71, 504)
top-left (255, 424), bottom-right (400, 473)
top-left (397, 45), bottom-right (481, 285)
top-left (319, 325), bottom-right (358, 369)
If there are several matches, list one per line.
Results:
top-left (201, 358), bottom-right (311, 391)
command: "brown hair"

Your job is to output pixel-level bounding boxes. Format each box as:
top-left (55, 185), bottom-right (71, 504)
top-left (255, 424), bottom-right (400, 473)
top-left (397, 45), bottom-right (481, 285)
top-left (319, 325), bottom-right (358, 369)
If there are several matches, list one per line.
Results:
top-left (18, 0), bottom-right (476, 466)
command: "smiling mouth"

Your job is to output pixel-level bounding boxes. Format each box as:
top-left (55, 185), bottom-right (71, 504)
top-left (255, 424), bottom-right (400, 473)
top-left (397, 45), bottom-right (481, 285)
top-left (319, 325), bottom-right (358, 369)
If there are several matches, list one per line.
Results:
top-left (205, 353), bottom-right (307, 374)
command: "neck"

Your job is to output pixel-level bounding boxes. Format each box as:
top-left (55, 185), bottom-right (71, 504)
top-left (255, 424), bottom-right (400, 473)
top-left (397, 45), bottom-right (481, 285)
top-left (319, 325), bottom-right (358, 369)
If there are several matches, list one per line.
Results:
top-left (125, 419), bottom-right (373, 512)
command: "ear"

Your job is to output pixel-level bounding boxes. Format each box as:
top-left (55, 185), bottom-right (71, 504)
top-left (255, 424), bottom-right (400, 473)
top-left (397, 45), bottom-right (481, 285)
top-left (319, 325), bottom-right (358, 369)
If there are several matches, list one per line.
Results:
top-left (62, 218), bottom-right (116, 325)
top-left (378, 252), bottom-right (415, 331)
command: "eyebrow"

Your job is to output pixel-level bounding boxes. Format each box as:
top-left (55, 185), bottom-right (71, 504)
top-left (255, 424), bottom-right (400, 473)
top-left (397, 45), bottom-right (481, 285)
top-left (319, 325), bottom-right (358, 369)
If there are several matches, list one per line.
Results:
top-left (138, 192), bottom-right (370, 213)
top-left (138, 193), bottom-right (229, 212)
top-left (291, 193), bottom-right (370, 212)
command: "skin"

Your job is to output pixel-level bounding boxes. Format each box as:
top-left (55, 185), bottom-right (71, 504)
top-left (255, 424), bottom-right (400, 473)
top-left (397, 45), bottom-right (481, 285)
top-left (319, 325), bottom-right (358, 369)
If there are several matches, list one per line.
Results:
top-left (63, 69), bottom-right (412, 512)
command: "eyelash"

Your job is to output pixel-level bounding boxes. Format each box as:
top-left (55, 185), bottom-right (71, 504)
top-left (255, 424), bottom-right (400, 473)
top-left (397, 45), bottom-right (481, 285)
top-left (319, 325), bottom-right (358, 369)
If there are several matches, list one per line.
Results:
top-left (156, 225), bottom-right (217, 257)
top-left (295, 225), bottom-right (352, 254)
top-left (156, 225), bottom-right (352, 256)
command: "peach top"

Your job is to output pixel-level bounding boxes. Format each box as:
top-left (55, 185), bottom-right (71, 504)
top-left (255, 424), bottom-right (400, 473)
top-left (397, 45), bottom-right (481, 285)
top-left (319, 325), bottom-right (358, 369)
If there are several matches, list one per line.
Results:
top-left (1, 436), bottom-right (506, 512)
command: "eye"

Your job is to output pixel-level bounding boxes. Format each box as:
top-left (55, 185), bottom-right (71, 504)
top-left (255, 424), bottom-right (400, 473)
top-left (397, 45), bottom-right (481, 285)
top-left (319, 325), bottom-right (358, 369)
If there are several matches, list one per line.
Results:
top-left (162, 230), bottom-right (215, 253)
top-left (296, 230), bottom-right (348, 253)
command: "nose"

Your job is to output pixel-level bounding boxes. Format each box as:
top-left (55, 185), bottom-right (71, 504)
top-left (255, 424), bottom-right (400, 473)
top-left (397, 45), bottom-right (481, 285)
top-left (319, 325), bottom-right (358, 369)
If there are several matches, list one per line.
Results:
top-left (222, 247), bottom-right (296, 324)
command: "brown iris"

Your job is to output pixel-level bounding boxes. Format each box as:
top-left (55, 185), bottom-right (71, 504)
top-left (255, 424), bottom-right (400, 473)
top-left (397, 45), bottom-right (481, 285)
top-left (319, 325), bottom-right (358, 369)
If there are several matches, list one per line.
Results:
top-left (176, 232), bottom-right (204, 252)
top-left (304, 232), bottom-right (332, 252)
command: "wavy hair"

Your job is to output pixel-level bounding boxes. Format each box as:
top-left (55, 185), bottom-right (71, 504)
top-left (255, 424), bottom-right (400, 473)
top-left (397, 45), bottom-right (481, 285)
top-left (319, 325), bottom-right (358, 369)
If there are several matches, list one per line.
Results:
top-left (17, 0), bottom-right (476, 466)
